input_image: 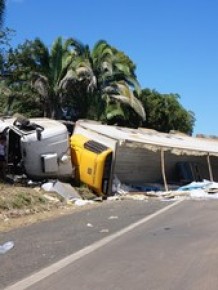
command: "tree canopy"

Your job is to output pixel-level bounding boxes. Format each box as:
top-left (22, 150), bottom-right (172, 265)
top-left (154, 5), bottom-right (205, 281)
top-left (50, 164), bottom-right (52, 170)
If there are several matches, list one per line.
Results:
top-left (139, 88), bottom-right (195, 134)
top-left (0, 34), bottom-right (195, 134)
top-left (2, 37), bottom-right (146, 122)
top-left (58, 39), bottom-right (145, 122)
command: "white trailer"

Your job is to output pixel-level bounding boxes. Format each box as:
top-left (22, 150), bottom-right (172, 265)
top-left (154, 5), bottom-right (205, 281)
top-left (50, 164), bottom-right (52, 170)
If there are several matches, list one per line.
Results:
top-left (71, 120), bottom-right (218, 195)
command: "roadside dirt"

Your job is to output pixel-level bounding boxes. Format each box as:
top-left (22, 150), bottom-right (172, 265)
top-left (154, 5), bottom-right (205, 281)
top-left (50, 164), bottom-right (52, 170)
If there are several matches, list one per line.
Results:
top-left (0, 183), bottom-right (99, 232)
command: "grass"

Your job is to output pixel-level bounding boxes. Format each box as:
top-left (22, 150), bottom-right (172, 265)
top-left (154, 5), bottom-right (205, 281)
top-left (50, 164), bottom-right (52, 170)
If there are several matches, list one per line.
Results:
top-left (0, 182), bottom-right (100, 232)
top-left (0, 183), bottom-right (64, 215)
top-left (11, 192), bottom-right (46, 209)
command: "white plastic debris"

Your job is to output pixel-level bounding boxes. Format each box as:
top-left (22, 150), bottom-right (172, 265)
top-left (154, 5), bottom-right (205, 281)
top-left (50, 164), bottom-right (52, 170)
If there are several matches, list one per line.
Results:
top-left (0, 241), bottom-right (14, 254)
top-left (41, 182), bottom-right (54, 191)
top-left (108, 216), bottom-right (118, 220)
top-left (112, 175), bottom-right (133, 194)
top-left (107, 196), bottom-right (121, 201)
top-left (122, 194), bottom-right (148, 201)
top-left (177, 180), bottom-right (212, 192)
top-left (41, 181), bottom-right (81, 201)
top-left (27, 180), bottom-right (41, 187)
top-left (190, 189), bottom-right (218, 200)
top-left (74, 199), bottom-right (94, 206)
top-left (204, 181), bottom-right (218, 193)
top-left (170, 180), bottom-right (218, 200)
top-left (87, 223), bottom-right (94, 228)
top-left (99, 229), bottom-right (109, 233)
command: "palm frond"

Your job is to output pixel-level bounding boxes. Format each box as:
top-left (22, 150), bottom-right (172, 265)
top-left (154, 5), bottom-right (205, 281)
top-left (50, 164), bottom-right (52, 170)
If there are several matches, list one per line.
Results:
top-left (110, 93), bottom-right (145, 120)
top-left (33, 38), bottom-right (50, 72)
top-left (105, 103), bottom-right (125, 121)
top-left (105, 81), bottom-right (145, 120)
top-left (101, 61), bottom-right (113, 74)
top-left (31, 73), bottom-right (49, 97)
top-left (50, 37), bottom-right (63, 83)
top-left (58, 69), bottom-right (77, 90)
top-left (92, 40), bottom-right (114, 67)
top-left (114, 62), bottom-right (131, 75)
top-left (64, 38), bottom-right (87, 56)
top-left (123, 76), bottom-right (141, 95)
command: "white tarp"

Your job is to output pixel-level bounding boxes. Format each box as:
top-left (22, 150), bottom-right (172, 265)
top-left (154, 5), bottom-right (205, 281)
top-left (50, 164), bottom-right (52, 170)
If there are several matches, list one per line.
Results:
top-left (41, 181), bottom-right (81, 201)
top-left (76, 120), bottom-right (218, 156)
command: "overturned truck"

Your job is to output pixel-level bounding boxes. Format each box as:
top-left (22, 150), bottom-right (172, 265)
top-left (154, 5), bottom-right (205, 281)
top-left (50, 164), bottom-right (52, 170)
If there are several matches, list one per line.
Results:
top-left (70, 120), bottom-right (218, 196)
top-left (0, 116), bottom-right (74, 180)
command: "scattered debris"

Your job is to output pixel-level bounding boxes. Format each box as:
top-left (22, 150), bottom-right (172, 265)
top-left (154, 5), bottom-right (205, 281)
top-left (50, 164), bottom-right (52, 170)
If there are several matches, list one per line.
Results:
top-left (110, 179), bottom-right (218, 201)
top-left (41, 181), bottom-right (81, 201)
top-left (43, 194), bottom-right (60, 203)
top-left (0, 241), bottom-right (14, 254)
top-left (108, 216), bottom-right (118, 220)
top-left (99, 229), bottom-right (109, 233)
top-left (121, 194), bottom-right (149, 201)
top-left (27, 180), bottom-right (42, 187)
top-left (73, 199), bottom-right (95, 207)
top-left (179, 180), bottom-right (218, 193)
top-left (107, 196), bottom-right (121, 201)
top-left (87, 223), bottom-right (94, 228)
top-left (75, 185), bottom-right (99, 200)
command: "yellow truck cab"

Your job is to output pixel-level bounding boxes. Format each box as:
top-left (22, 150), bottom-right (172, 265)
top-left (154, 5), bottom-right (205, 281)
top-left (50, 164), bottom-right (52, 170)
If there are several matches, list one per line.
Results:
top-left (71, 134), bottom-right (112, 196)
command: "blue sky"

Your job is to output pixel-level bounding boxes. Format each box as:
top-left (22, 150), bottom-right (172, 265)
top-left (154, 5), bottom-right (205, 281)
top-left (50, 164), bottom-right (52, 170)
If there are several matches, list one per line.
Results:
top-left (4, 0), bottom-right (218, 135)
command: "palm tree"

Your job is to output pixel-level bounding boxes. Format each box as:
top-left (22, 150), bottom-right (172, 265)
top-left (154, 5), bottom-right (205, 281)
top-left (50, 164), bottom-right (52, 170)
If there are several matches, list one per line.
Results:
top-left (5, 37), bottom-right (80, 118)
top-left (0, 0), bottom-right (5, 28)
top-left (4, 37), bottom-right (145, 123)
top-left (60, 39), bottom-right (146, 123)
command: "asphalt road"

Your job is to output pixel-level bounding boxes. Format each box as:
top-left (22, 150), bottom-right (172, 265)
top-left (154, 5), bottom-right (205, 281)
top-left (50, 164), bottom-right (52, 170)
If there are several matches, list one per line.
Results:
top-left (5, 199), bottom-right (218, 290)
top-left (0, 199), bottom-right (169, 289)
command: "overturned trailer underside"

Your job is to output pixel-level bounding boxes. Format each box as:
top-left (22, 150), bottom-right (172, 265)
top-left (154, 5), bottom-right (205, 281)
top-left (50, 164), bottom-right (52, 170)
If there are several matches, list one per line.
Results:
top-left (72, 120), bottom-right (218, 195)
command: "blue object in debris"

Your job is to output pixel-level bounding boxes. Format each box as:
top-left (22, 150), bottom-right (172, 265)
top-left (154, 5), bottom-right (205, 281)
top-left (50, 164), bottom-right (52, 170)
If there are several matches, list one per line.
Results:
top-left (177, 180), bottom-right (212, 191)
top-left (133, 185), bottom-right (160, 192)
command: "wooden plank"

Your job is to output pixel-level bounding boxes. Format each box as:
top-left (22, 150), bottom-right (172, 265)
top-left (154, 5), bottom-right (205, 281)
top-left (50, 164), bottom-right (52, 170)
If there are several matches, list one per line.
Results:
top-left (161, 149), bottom-right (168, 191)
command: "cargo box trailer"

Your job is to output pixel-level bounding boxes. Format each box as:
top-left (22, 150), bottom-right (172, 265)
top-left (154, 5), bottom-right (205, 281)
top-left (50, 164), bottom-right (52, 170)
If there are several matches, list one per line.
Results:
top-left (71, 120), bottom-right (218, 196)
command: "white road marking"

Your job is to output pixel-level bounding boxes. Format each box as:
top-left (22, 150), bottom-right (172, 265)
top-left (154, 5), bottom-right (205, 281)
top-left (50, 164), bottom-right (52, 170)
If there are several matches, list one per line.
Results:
top-left (5, 200), bottom-right (183, 290)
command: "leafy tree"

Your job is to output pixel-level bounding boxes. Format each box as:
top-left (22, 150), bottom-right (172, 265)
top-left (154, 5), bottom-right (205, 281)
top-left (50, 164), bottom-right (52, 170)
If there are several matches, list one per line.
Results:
top-left (0, 26), bottom-right (16, 115)
top-left (3, 37), bottom-right (80, 117)
top-left (59, 39), bottom-right (145, 123)
top-left (2, 37), bottom-right (145, 123)
top-left (0, 80), bottom-right (43, 117)
top-left (139, 88), bottom-right (195, 134)
top-left (0, 27), bottom-right (15, 73)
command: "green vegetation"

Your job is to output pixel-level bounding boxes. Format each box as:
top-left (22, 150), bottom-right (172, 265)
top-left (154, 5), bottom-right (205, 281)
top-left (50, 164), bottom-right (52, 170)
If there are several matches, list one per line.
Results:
top-left (139, 89), bottom-right (195, 135)
top-left (1, 37), bottom-right (145, 122)
top-left (0, 184), bottom-right (63, 213)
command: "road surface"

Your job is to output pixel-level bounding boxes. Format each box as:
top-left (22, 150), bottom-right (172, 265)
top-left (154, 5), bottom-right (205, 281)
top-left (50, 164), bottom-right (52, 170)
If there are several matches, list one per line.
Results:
top-left (0, 199), bottom-right (169, 289)
top-left (4, 199), bottom-right (218, 290)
